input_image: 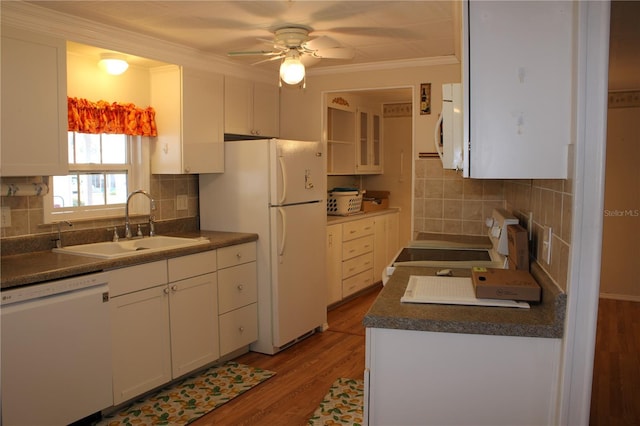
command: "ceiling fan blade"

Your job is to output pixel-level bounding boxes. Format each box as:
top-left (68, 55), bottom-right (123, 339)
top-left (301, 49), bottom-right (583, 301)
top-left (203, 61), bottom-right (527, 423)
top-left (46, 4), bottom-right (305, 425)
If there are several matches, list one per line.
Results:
top-left (300, 55), bottom-right (321, 67)
top-left (312, 47), bottom-right (355, 60)
top-left (303, 35), bottom-right (341, 51)
top-left (252, 54), bottom-right (285, 65)
top-left (227, 50), bottom-right (280, 57)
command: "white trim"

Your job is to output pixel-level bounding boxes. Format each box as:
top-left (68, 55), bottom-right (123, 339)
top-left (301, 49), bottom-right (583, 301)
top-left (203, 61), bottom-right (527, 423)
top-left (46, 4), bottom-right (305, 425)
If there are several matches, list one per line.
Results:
top-left (307, 56), bottom-right (460, 76)
top-left (558, 2), bottom-right (610, 425)
top-left (2, 1), bottom-right (460, 83)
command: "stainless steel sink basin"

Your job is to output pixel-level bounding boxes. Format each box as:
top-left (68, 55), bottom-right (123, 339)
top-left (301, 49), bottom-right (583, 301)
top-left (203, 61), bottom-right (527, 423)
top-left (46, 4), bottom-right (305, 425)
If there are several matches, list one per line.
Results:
top-left (53, 236), bottom-right (210, 259)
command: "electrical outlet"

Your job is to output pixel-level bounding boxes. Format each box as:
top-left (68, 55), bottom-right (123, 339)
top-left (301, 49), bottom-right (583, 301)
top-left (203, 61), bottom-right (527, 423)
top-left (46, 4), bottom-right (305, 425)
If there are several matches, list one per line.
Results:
top-left (542, 226), bottom-right (552, 264)
top-left (1, 207), bottom-right (11, 228)
top-left (176, 194), bottom-right (188, 211)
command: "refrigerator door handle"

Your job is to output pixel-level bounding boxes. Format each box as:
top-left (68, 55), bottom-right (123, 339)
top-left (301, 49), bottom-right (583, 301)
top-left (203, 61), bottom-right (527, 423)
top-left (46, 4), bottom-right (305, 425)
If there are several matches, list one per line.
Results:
top-left (278, 156), bottom-right (287, 205)
top-left (278, 207), bottom-right (287, 256)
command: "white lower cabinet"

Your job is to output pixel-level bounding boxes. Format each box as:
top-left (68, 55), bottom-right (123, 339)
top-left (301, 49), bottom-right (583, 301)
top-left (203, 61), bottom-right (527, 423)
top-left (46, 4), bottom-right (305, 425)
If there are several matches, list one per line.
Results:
top-left (365, 327), bottom-right (561, 425)
top-left (326, 224), bottom-right (343, 305)
top-left (110, 251), bottom-right (219, 405)
top-left (216, 242), bottom-right (258, 356)
top-left (109, 261), bottom-right (171, 405)
top-left (327, 212), bottom-right (399, 306)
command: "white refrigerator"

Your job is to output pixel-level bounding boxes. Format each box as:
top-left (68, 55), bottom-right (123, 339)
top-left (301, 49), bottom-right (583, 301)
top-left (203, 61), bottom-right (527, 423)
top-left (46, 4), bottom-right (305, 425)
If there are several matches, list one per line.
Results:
top-left (199, 138), bottom-right (327, 354)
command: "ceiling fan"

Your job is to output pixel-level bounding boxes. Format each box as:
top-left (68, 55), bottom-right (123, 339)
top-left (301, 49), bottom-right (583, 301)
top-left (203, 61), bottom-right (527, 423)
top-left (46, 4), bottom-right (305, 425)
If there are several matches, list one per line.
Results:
top-left (228, 25), bottom-right (355, 86)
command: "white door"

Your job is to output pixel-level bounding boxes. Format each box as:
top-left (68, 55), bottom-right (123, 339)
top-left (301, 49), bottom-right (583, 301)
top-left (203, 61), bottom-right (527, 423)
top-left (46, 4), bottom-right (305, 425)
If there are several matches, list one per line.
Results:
top-left (269, 139), bottom-right (325, 205)
top-left (270, 201), bottom-right (327, 347)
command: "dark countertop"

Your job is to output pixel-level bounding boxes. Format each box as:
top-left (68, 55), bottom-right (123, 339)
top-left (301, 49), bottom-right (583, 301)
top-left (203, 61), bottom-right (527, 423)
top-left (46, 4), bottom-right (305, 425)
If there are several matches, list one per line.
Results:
top-left (363, 262), bottom-right (566, 338)
top-left (1, 230), bottom-right (258, 290)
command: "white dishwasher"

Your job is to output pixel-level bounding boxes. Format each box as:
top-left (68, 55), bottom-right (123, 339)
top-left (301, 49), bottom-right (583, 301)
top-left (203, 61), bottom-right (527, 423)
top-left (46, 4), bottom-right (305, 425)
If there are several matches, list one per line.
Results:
top-left (1, 272), bottom-right (113, 426)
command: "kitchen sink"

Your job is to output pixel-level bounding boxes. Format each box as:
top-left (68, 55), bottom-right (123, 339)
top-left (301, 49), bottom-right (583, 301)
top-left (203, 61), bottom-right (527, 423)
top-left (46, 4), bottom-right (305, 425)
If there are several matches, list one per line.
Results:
top-left (53, 236), bottom-right (210, 259)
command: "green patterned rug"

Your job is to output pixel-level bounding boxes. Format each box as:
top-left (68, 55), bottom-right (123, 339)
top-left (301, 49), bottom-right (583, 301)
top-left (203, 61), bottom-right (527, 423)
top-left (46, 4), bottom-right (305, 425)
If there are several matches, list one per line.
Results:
top-left (98, 362), bottom-right (275, 426)
top-left (308, 378), bottom-right (364, 426)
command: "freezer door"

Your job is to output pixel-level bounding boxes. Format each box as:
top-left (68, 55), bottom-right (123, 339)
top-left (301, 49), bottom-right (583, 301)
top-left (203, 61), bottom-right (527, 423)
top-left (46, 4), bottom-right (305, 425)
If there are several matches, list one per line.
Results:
top-left (270, 202), bottom-right (327, 347)
top-left (270, 139), bottom-right (326, 206)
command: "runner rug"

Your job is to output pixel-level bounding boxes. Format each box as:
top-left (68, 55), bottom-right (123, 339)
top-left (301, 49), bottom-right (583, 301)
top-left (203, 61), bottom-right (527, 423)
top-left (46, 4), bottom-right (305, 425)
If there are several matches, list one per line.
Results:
top-left (307, 378), bottom-right (364, 426)
top-left (98, 361), bottom-right (276, 426)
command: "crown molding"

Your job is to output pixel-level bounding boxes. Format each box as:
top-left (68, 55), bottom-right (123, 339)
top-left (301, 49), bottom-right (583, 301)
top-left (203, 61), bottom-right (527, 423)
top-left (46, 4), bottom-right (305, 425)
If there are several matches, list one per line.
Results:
top-left (2, 2), bottom-right (460, 82)
top-left (307, 56), bottom-right (460, 76)
top-left (0, 1), bottom-right (273, 82)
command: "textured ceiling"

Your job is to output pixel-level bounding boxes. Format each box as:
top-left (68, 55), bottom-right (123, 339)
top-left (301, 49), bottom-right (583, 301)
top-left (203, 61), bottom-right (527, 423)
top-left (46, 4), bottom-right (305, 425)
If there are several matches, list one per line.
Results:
top-left (29, 1), bottom-right (458, 71)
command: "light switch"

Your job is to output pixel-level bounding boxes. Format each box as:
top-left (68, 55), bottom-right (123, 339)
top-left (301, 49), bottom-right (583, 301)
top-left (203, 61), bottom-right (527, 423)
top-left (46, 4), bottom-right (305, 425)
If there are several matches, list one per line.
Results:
top-left (176, 195), bottom-right (188, 211)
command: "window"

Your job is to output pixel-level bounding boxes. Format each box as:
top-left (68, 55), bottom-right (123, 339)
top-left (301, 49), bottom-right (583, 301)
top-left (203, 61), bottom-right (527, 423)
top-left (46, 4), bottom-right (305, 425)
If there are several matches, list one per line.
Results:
top-left (44, 132), bottom-right (150, 223)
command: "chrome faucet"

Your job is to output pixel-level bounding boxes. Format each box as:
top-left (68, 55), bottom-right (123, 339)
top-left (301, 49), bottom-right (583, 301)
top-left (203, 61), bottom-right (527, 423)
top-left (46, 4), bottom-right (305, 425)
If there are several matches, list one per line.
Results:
top-left (125, 190), bottom-right (156, 239)
top-left (54, 220), bottom-right (73, 248)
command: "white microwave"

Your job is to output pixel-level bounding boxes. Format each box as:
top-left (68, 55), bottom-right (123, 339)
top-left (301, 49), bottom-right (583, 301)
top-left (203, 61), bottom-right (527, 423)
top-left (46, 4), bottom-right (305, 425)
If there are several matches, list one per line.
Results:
top-left (434, 83), bottom-right (463, 170)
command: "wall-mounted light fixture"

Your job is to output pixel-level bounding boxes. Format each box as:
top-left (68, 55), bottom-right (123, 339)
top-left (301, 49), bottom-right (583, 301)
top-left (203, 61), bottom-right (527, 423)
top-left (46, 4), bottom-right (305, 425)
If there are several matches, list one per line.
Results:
top-left (279, 51), bottom-right (305, 86)
top-left (98, 53), bottom-right (129, 75)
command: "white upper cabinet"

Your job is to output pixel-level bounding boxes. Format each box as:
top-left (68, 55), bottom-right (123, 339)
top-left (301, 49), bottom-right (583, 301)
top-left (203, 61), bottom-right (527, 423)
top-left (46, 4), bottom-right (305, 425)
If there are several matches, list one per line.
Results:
top-left (356, 107), bottom-right (383, 174)
top-left (1, 28), bottom-right (68, 177)
top-left (224, 76), bottom-right (279, 138)
top-left (463, 1), bottom-right (573, 178)
top-left (150, 66), bottom-right (224, 174)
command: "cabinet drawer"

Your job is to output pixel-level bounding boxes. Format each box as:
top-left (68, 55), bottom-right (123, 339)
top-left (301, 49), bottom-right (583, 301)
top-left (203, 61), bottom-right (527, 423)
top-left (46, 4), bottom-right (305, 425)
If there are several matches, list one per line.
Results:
top-left (343, 235), bottom-right (374, 261)
top-left (217, 242), bottom-right (256, 269)
top-left (109, 261), bottom-right (167, 297)
top-left (342, 269), bottom-right (374, 298)
top-left (342, 218), bottom-right (375, 241)
top-left (168, 250), bottom-right (217, 282)
top-left (342, 252), bottom-right (374, 280)
top-left (219, 304), bottom-right (258, 356)
top-left (217, 262), bottom-right (257, 314)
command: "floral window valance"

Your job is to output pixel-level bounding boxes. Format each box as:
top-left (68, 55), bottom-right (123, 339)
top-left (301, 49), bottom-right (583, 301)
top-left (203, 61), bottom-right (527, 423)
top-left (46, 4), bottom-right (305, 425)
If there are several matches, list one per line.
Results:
top-left (67, 97), bottom-right (157, 136)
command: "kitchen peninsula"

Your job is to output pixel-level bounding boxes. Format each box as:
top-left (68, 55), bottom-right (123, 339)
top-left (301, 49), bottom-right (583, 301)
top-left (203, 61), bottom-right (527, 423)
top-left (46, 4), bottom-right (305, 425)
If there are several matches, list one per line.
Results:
top-left (363, 263), bottom-right (566, 425)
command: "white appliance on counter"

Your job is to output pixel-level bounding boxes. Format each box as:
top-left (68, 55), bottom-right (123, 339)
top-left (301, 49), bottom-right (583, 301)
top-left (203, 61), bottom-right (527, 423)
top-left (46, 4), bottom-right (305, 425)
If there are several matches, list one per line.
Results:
top-left (199, 139), bottom-right (326, 355)
top-left (434, 83), bottom-right (464, 170)
top-left (1, 272), bottom-right (113, 425)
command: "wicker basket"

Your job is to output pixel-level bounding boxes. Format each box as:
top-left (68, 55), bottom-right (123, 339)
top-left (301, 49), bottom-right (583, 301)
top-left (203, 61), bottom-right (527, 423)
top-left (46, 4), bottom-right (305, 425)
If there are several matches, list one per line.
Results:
top-left (327, 191), bottom-right (363, 216)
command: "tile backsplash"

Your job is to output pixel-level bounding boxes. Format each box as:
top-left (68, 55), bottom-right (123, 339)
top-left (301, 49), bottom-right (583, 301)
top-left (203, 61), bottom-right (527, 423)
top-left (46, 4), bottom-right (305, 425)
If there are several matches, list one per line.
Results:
top-left (0, 174), bottom-right (199, 239)
top-left (413, 157), bottom-right (572, 290)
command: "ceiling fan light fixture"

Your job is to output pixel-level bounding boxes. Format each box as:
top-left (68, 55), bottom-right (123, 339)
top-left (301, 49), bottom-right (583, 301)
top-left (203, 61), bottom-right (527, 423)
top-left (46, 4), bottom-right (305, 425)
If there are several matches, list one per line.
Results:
top-left (279, 53), bottom-right (305, 85)
top-left (98, 53), bottom-right (129, 75)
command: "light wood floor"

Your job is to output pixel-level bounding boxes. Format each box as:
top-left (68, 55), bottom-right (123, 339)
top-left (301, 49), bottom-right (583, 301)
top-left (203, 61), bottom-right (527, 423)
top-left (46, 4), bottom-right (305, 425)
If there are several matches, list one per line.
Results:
top-left (590, 298), bottom-right (640, 426)
top-left (191, 290), bottom-right (638, 425)
top-left (192, 285), bottom-right (382, 426)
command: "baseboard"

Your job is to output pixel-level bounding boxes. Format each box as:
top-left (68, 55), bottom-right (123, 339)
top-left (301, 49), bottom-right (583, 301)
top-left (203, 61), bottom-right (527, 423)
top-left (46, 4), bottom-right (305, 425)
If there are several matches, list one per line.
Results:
top-left (599, 293), bottom-right (640, 302)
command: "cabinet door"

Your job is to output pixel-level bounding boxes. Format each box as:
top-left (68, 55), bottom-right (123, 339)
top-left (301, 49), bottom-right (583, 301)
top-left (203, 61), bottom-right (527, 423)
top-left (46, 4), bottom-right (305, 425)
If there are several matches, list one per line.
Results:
top-left (219, 304), bottom-right (258, 356)
top-left (1, 28), bottom-right (68, 176)
top-left (464, 1), bottom-right (572, 178)
top-left (326, 224), bottom-right (343, 305)
top-left (356, 108), bottom-right (383, 174)
top-left (111, 286), bottom-right (171, 405)
top-left (224, 76), bottom-right (253, 136)
top-left (182, 68), bottom-right (224, 173)
top-left (252, 81), bottom-right (280, 138)
top-left (151, 66), bottom-right (224, 174)
top-left (169, 272), bottom-right (219, 378)
top-left (373, 215), bottom-right (388, 284)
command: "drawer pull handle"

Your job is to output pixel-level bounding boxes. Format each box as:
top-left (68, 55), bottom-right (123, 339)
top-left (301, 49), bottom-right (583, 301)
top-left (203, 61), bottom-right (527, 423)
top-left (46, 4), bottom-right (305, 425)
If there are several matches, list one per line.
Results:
top-left (238, 326), bottom-right (245, 333)
top-left (237, 284), bottom-right (244, 291)
top-left (171, 285), bottom-right (178, 292)
top-left (236, 253), bottom-right (242, 259)
top-left (163, 287), bottom-right (170, 295)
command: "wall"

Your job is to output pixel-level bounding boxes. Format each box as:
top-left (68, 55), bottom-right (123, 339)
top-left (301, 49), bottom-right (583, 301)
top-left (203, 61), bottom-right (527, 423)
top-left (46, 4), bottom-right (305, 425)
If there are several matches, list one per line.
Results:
top-left (0, 174), bottom-right (199, 239)
top-left (599, 92), bottom-right (640, 300)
